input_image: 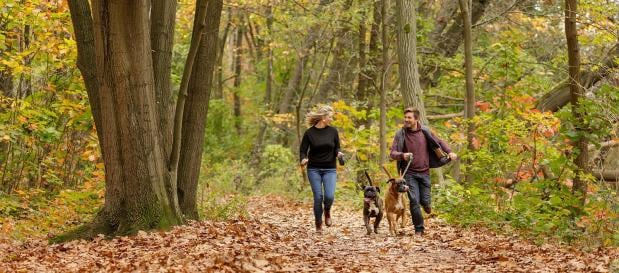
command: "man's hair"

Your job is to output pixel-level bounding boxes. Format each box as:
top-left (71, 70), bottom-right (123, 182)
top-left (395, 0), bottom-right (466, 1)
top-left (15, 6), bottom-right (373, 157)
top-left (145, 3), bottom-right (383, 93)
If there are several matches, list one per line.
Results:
top-left (404, 107), bottom-right (420, 119)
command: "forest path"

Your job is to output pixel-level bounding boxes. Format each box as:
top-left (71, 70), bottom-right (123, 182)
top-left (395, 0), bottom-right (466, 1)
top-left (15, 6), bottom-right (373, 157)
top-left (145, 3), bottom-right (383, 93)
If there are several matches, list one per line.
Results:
top-left (1, 195), bottom-right (617, 272)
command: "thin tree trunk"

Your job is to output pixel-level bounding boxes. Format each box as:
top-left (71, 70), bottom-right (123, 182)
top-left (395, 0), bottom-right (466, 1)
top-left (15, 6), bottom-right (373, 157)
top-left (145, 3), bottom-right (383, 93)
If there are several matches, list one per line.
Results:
top-left (357, 8), bottom-right (368, 106)
top-left (67, 0), bottom-right (104, 151)
top-left (150, 0), bottom-right (177, 166)
top-left (365, 0), bottom-right (381, 127)
top-left (214, 7), bottom-right (232, 100)
top-left (459, 0), bottom-right (475, 184)
top-left (279, 0), bottom-right (333, 112)
top-left (379, 0), bottom-right (389, 166)
top-left (233, 16), bottom-right (244, 134)
top-left (251, 2), bottom-right (274, 171)
top-left (564, 0), bottom-right (588, 204)
top-left (420, 0), bottom-right (493, 89)
top-left (177, 0), bottom-right (224, 220)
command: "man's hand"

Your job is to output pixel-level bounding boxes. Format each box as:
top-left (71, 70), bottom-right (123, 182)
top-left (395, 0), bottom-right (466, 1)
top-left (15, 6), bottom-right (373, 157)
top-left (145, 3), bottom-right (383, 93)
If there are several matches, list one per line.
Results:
top-left (448, 152), bottom-right (458, 160)
top-left (300, 158), bottom-right (309, 166)
top-left (337, 152), bottom-right (344, 158)
top-left (403, 153), bottom-right (413, 161)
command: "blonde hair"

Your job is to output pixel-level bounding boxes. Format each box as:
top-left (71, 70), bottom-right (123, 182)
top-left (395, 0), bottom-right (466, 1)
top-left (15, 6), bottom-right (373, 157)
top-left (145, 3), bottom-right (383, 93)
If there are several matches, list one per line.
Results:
top-left (305, 105), bottom-right (334, 126)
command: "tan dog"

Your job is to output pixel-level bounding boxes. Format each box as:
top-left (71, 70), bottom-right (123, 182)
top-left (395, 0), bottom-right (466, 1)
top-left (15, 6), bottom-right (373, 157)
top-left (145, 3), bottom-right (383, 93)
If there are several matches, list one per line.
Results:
top-left (384, 177), bottom-right (409, 236)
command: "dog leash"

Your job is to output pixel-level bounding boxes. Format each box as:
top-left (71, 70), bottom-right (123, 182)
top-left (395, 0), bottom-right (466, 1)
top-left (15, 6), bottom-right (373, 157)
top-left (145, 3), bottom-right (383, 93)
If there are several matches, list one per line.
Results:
top-left (400, 156), bottom-right (413, 179)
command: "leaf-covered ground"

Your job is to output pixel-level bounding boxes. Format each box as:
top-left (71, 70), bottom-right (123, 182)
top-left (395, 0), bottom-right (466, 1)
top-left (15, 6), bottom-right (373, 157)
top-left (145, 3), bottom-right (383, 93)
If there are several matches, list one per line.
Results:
top-left (1, 195), bottom-right (617, 272)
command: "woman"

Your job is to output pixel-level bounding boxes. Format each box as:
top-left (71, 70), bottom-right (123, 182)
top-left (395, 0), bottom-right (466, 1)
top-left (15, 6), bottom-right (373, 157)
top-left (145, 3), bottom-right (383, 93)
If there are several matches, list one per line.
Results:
top-left (299, 105), bottom-right (343, 233)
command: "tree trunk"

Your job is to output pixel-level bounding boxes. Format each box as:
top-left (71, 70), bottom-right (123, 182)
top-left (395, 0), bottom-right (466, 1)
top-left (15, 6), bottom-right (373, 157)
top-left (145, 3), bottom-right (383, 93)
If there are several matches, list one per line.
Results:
top-left (177, 0), bottom-right (224, 220)
top-left (280, 0), bottom-right (333, 112)
top-left (459, 0), bottom-right (475, 184)
top-left (233, 17), bottom-right (244, 133)
top-left (214, 7), bottom-right (232, 100)
top-left (61, 0), bottom-right (221, 240)
top-left (265, 4), bottom-right (274, 109)
top-left (395, 0), bottom-right (426, 118)
top-left (67, 0), bottom-right (104, 155)
top-left (564, 0), bottom-right (588, 204)
top-left (85, 0), bottom-right (180, 239)
top-left (251, 3), bottom-right (274, 172)
top-left (379, 0), bottom-right (389, 166)
top-left (279, 56), bottom-right (307, 113)
top-left (536, 43), bottom-right (618, 112)
top-left (365, 0), bottom-right (381, 126)
top-left (357, 8), bottom-right (368, 106)
top-left (420, 0), bottom-right (492, 89)
top-left (150, 0), bottom-right (177, 165)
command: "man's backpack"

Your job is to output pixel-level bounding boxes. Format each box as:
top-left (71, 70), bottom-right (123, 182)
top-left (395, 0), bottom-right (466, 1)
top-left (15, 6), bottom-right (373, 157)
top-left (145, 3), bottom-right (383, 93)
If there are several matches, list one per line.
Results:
top-left (420, 126), bottom-right (451, 168)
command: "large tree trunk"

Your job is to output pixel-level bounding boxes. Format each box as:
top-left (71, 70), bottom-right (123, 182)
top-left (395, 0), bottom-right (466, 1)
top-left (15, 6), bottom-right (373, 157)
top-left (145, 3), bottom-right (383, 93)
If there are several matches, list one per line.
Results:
top-left (177, 0), bottom-right (224, 220)
top-left (459, 0), bottom-right (476, 184)
top-left (61, 0), bottom-right (221, 240)
top-left (89, 0), bottom-right (180, 237)
top-left (564, 0), bottom-right (588, 203)
top-left (395, 0), bottom-right (426, 118)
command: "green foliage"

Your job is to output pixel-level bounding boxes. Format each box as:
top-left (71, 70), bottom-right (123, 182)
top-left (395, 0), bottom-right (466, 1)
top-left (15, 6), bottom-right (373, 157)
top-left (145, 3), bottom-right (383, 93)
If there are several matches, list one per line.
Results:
top-left (0, 186), bottom-right (102, 240)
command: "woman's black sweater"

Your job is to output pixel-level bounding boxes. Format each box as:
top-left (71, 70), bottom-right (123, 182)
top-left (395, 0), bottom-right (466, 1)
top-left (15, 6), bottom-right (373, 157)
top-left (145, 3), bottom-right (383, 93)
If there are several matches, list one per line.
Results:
top-left (299, 126), bottom-right (341, 169)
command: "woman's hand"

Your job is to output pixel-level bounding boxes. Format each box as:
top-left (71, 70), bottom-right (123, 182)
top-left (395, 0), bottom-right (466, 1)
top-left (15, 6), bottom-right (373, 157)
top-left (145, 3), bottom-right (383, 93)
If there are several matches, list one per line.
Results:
top-left (448, 152), bottom-right (458, 160)
top-left (300, 158), bottom-right (309, 166)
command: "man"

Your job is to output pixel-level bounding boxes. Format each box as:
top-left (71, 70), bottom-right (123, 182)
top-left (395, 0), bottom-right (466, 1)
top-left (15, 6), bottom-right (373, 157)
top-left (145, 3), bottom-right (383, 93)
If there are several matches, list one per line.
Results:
top-left (389, 107), bottom-right (457, 236)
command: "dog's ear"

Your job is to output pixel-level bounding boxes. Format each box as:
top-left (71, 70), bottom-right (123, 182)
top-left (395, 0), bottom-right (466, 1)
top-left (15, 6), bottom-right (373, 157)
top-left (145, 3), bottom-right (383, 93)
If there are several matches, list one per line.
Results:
top-left (376, 186), bottom-right (380, 193)
top-left (387, 178), bottom-right (395, 184)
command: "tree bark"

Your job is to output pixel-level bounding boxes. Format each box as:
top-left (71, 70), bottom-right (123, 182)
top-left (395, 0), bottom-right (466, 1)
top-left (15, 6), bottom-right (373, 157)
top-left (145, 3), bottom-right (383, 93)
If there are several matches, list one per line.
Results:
top-left (459, 0), bottom-right (475, 184)
top-left (177, 0), bottom-right (224, 220)
top-left (61, 0), bottom-right (222, 240)
top-left (67, 0), bottom-right (104, 151)
top-left (564, 0), bottom-right (588, 203)
top-left (233, 15), bottom-right (244, 133)
top-left (83, 0), bottom-right (180, 239)
top-left (357, 8), bottom-right (369, 106)
top-left (395, 0), bottom-right (426, 119)
top-left (150, 0), bottom-right (177, 165)
top-left (214, 7), bottom-right (232, 100)
top-left (379, 0), bottom-right (389, 166)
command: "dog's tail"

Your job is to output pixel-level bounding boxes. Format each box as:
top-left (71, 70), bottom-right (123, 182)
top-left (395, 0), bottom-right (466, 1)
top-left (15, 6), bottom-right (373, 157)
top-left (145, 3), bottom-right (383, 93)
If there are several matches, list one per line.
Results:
top-left (364, 170), bottom-right (373, 186)
top-left (382, 165), bottom-right (393, 179)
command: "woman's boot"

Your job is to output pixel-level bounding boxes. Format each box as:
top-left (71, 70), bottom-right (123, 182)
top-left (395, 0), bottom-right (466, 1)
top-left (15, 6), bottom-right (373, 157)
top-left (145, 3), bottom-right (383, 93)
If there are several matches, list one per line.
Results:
top-left (324, 210), bottom-right (332, 227)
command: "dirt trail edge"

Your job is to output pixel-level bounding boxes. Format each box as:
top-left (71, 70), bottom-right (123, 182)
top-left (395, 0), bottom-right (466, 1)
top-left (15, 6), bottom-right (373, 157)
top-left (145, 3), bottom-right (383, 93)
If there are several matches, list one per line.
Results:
top-left (1, 195), bottom-right (617, 272)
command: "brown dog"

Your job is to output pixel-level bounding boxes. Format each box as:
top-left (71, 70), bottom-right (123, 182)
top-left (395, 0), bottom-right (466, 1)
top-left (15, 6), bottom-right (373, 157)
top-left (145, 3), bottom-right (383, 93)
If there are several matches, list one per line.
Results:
top-left (384, 177), bottom-right (409, 236)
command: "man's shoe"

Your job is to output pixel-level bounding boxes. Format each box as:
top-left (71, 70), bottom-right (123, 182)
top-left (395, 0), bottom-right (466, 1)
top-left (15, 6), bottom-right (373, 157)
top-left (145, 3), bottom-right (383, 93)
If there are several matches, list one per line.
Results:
top-left (324, 210), bottom-right (332, 227)
top-left (423, 206), bottom-right (432, 214)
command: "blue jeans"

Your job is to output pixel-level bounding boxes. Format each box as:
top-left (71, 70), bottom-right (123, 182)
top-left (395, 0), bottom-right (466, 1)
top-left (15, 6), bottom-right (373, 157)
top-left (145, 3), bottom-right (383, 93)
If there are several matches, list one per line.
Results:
top-left (404, 172), bottom-right (431, 232)
top-left (307, 168), bottom-right (337, 223)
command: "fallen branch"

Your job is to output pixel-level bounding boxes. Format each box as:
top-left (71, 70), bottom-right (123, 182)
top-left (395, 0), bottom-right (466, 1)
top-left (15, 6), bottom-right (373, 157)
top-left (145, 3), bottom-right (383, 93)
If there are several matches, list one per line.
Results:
top-left (427, 112), bottom-right (464, 120)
